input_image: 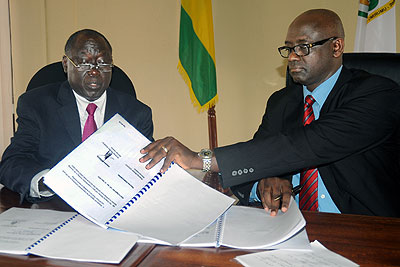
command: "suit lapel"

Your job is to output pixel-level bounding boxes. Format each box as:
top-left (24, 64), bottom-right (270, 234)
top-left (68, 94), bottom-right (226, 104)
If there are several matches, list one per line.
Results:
top-left (283, 84), bottom-right (304, 129)
top-left (320, 66), bottom-right (352, 115)
top-left (57, 82), bottom-right (82, 147)
top-left (104, 88), bottom-right (121, 122)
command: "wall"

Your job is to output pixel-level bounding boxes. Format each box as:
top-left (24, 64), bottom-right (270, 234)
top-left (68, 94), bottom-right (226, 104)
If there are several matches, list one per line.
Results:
top-left (0, 0), bottom-right (14, 154)
top-left (8, 0), bottom-right (400, 152)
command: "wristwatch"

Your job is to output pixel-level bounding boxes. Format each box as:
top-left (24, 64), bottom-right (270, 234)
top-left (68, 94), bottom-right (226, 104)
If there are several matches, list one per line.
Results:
top-left (198, 149), bottom-right (213, 172)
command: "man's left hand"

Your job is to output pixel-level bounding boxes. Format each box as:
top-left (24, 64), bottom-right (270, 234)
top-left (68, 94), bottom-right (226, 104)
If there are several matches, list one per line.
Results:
top-left (257, 177), bottom-right (292, 216)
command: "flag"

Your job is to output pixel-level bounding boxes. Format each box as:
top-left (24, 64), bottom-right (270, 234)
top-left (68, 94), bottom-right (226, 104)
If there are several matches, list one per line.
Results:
top-left (354, 0), bottom-right (396, 52)
top-left (178, 0), bottom-right (218, 112)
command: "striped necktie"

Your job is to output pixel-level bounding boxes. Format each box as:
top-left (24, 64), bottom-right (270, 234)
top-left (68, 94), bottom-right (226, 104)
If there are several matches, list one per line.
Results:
top-left (82, 103), bottom-right (97, 142)
top-left (299, 95), bottom-right (318, 211)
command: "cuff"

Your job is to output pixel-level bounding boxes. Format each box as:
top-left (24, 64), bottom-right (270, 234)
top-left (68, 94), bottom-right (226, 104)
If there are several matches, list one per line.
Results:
top-left (30, 169), bottom-right (54, 198)
top-left (249, 181), bottom-right (261, 202)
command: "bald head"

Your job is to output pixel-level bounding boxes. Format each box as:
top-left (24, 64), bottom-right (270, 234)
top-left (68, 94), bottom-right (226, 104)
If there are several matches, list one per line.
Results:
top-left (289, 9), bottom-right (345, 41)
top-left (284, 9), bottom-right (345, 91)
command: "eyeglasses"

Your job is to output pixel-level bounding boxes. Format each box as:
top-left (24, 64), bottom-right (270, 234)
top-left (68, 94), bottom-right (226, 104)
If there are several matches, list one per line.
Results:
top-left (278, 37), bottom-right (338, 58)
top-left (64, 55), bottom-right (113, 72)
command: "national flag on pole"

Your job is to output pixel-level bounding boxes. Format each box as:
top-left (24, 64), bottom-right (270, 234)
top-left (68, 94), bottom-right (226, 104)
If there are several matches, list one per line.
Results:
top-left (178, 0), bottom-right (218, 112)
top-left (354, 0), bottom-right (396, 52)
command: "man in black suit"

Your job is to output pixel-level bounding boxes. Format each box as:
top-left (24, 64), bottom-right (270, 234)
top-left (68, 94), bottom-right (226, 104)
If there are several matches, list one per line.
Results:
top-left (140, 9), bottom-right (400, 217)
top-left (0, 29), bottom-right (153, 203)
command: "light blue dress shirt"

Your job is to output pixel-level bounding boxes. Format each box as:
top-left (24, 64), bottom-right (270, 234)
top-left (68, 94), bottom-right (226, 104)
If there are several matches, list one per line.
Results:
top-left (250, 66), bottom-right (343, 213)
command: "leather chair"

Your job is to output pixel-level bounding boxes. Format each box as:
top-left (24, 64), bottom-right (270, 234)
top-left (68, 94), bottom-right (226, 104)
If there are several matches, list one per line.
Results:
top-left (286, 52), bottom-right (400, 86)
top-left (26, 61), bottom-right (136, 98)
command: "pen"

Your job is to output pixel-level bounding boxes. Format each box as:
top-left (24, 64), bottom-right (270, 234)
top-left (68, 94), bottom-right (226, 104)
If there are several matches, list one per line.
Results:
top-left (273, 185), bottom-right (302, 201)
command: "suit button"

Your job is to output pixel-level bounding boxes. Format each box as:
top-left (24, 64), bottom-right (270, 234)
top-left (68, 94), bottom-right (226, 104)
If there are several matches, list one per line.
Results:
top-left (243, 168), bottom-right (248, 174)
top-left (238, 170), bottom-right (243, 175)
top-left (249, 168), bottom-right (254, 173)
top-left (232, 170), bottom-right (237, 176)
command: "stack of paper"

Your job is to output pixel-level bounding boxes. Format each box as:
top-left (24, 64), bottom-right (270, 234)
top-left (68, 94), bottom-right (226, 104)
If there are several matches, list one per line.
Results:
top-left (0, 208), bottom-right (138, 263)
top-left (235, 240), bottom-right (359, 267)
top-left (179, 197), bottom-right (308, 249)
top-left (44, 114), bottom-right (234, 245)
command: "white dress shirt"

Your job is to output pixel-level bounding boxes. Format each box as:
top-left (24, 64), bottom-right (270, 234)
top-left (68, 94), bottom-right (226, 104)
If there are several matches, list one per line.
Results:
top-left (30, 90), bottom-right (107, 199)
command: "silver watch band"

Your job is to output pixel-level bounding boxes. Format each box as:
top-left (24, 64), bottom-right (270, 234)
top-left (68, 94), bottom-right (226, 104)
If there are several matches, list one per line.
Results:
top-left (202, 158), bottom-right (212, 172)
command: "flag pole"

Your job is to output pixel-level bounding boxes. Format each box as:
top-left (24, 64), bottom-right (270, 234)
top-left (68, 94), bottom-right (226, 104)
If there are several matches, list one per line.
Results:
top-left (203, 105), bottom-right (231, 195)
top-left (207, 105), bottom-right (217, 149)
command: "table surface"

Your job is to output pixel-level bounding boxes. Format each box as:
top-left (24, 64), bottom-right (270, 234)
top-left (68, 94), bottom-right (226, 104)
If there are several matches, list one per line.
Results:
top-left (0, 186), bottom-right (399, 267)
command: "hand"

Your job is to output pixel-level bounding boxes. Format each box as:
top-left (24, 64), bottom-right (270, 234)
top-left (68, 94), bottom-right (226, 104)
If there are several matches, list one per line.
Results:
top-left (139, 137), bottom-right (201, 173)
top-left (257, 177), bottom-right (292, 216)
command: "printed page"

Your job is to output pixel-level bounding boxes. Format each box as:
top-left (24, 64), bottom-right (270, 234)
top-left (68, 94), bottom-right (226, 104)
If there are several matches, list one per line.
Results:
top-left (0, 208), bottom-right (76, 255)
top-left (30, 215), bottom-right (138, 263)
top-left (44, 114), bottom-right (163, 225)
top-left (109, 163), bottom-right (235, 245)
top-left (235, 240), bottom-right (359, 267)
top-left (221, 199), bottom-right (305, 249)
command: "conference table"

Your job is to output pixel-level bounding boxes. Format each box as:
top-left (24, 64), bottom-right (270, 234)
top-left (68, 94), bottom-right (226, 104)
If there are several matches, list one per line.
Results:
top-left (0, 186), bottom-right (399, 267)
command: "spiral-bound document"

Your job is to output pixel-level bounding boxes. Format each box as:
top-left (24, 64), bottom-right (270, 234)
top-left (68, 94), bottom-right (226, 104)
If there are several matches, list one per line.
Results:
top-left (44, 114), bottom-right (234, 246)
top-left (0, 207), bottom-right (138, 263)
top-left (180, 198), bottom-right (307, 249)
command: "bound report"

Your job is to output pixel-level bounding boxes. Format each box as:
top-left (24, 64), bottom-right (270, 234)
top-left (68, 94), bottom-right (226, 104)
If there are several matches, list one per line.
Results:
top-left (44, 114), bottom-right (234, 245)
top-left (0, 208), bottom-right (138, 263)
top-left (180, 198), bottom-right (306, 249)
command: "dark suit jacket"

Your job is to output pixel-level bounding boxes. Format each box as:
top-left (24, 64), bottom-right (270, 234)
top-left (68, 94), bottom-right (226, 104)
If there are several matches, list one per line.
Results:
top-left (215, 67), bottom-right (400, 217)
top-left (0, 81), bottom-right (153, 203)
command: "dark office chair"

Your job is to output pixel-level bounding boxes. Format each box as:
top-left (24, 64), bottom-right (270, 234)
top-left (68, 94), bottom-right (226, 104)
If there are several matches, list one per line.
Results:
top-left (26, 61), bottom-right (136, 98)
top-left (286, 52), bottom-right (400, 86)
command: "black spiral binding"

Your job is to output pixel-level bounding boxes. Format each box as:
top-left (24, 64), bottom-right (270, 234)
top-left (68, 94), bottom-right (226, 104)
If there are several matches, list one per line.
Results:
top-left (105, 162), bottom-right (174, 226)
top-left (26, 213), bottom-right (79, 251)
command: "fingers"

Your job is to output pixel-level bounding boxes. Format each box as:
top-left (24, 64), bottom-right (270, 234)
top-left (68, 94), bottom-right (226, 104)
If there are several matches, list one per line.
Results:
top-left (257, 177), bottom-right (293, 216)
top-left (139, 137), bottom-right (174, 172)
top-left (139, 137), bottom-right (197, 172)
top-left (280, 189), bottom-right (292, 212)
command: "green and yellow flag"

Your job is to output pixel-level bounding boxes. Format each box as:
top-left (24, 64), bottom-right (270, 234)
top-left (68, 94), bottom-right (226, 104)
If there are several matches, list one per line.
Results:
top-left (178, 0), bottom-right (218, 112)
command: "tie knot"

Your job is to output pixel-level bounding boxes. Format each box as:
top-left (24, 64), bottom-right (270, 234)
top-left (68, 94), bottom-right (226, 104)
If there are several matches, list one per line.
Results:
top-left (86, 103), bottom-right (97, 116)
top-left (305, 95), bottom-right (316, 107)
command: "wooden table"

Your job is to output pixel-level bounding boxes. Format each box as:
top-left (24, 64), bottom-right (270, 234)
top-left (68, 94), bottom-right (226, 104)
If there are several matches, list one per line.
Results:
top-left (0, 186), bottom-right (399, 266)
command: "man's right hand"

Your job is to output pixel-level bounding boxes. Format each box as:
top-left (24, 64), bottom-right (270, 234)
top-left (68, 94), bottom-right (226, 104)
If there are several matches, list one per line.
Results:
top-left (140, 137), bottom-right (201, 173)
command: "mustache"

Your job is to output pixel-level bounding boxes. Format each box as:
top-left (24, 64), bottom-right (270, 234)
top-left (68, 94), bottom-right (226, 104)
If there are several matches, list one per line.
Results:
top-left (288, 62), bottom-right (304, 68)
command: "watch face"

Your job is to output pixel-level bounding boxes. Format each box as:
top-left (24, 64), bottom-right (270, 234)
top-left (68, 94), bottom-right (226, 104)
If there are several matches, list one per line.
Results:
top-left (200, 149), bottom-right (213, 159)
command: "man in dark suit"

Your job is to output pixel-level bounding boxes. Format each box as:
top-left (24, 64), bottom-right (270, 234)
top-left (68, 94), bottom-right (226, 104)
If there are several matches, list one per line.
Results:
top-left (0, 29), bottom-right (153, 203)
top-left (140, 9), bottom-right (400, 217)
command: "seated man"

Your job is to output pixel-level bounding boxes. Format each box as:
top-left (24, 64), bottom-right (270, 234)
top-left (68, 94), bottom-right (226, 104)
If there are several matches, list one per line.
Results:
top-left (140, 9), bottom-right (400, 217)
top-left (0, 29), bottom-right (153, 203)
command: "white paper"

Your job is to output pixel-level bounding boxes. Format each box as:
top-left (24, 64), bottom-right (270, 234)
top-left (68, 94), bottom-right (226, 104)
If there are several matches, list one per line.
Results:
top-left (180, 198), bottom-right (306, 249)
top-left (0, 208), bottom-right (75, 255)
top-left (31, 215), bottom-right (138, 263)
top-left (109, 163), bottom-right (234, 245)
top-left (44, 114), bottom-right (162, 225)
top-left (235, 240), bottom-right (359, 267)
top-left (0, 208), bottom-right (138, 263)
top-left (266, 229), bottom-right (311, 251)
top-left (44, 114), bottom-right (234, 245)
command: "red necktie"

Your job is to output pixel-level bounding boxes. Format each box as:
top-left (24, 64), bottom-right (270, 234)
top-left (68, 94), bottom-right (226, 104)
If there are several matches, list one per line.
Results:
top-left (82, 103), bottom-right (97, 141)
top-left (299, 95), bottom-right (318, 211)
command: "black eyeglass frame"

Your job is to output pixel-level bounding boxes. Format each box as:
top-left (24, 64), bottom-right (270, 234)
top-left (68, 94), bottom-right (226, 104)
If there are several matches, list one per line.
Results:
top-left (278, 37), bottom-right (338, 58)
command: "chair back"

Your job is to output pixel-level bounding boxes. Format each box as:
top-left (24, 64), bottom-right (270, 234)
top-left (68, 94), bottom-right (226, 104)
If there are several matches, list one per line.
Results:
top-left (26, 61), bottom-right (136, 98)
top-left (286, 52), bottom-right (400, 87)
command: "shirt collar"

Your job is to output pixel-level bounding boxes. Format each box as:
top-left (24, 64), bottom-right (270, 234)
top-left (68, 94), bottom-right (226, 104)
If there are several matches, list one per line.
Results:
top-left (72, 89), bottom-right (107, 108)
top-left (302, 65), bottom-right (343, 107)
